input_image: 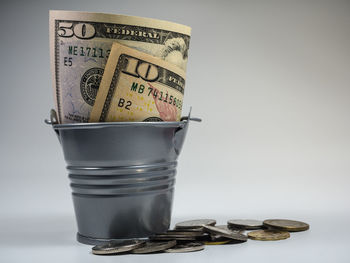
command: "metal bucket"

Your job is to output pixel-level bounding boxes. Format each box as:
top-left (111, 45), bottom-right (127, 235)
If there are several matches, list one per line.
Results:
top-left (46, 109), bottom-right (200, 245)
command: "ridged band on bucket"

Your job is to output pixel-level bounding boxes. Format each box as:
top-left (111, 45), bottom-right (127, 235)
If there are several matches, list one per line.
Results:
top-left (69, 161), bottom-right (177, 196)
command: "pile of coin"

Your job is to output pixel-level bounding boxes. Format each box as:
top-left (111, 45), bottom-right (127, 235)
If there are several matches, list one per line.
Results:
top-left (92, 218), bottom-right (310, 255)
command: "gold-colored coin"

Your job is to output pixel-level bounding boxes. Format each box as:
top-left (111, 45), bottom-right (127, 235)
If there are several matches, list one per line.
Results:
top-left (204, 240), bottom-right (232, 245)
top-left (263, 219), bottom-right (309, 232)
top-left (248, 230), bottom-right (290, 241)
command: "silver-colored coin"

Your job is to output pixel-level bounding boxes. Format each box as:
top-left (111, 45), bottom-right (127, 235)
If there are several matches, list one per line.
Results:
top-left (175, 219), bottom-right (216, 229)
top-left (165, 230), bottom-right (204, 237)
top-left (152, 233), bottom-right (197, 238)
top-left (174, 226), bottom-right (205, 232)
top-left (165, 242), bottom-right (205, 253)
top-left (194, 233), bottom-right (211, 241)
top-left (215, 225), bottom-right (245, 233)
top-left (203, 225), bottom-right (248, 242)
top-left (131, 240), bottom-right (176, 254)
top-left (92, 240), bottom-right (145, 255)
top-left (150, 235), bottom-right (197, 241)
top-left (227, 219), bottom-right (263, 230)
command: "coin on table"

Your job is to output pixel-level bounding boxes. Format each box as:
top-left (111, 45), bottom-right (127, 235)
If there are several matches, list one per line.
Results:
top-left (263, 219), bottom-right (309, 232)
top-left (165, 242), bottom-right (205, 253)
top-left (161, 230), bottom-right (209, 241)
top-left (212, 225), bottom-right (246, 237)
top-left (194, 233), bottom-right (211, 241)
top-left (215, 225), bottom-right (245, 233)
top-left (174, 227), bottom-right (204, 232)
top-left (204, 235), bottom-right (232, 245)
top-left (204, 240), bottom-right (232, 245)
top-left (163, 230), bottom-right (204, 237)
top-left (175, 219), bottom-right (216, 230)
top-left (150, 235), bottom-right (197, 241)
top-left (153, 233), bottom-right (198, 238)
top-left (203, 225), bottom-right (248, 242)
top-left (227, 219), bottom-right (263, 230)
top-left (92, 240), bottom-right (145, 255)
top-left (248, 229), bottom-right (290, 241)
top-left (131, 240), bottom-right (176, 254)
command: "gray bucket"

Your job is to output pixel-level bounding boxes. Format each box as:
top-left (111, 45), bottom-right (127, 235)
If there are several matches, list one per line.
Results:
top-left (46, 109), bottom-right (200, 245)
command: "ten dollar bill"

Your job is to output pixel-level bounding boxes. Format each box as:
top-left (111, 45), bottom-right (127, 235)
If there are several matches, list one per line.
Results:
top-left (90, 42), bottom-right (186, 122)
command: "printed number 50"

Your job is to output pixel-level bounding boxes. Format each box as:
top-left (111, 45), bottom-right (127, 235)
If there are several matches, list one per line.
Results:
top-left (57, 22), bottom-right (96, 39)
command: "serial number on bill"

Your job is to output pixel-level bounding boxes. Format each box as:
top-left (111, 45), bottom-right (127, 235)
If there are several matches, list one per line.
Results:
top-left (67, 45), bottom-right (110, 58)
top-left (130, 82), bottom-right (183, 110)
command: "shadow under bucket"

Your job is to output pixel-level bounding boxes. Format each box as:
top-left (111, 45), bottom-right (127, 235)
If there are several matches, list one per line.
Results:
top-left (46, 110), bottom-right (200, 245)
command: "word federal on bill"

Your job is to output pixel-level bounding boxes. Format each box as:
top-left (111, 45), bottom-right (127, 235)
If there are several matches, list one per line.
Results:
top-left (49, 10), bottom-right (191, 123)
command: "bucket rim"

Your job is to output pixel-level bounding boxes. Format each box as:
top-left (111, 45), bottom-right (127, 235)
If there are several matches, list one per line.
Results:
top-left (50, 120), bottom-right (187, 130)
top-left (45, 108), bottom-right (201, 130)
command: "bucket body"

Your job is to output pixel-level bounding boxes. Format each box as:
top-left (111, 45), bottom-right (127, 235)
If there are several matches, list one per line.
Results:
top-left (52, 120), bottom-right (190, 245)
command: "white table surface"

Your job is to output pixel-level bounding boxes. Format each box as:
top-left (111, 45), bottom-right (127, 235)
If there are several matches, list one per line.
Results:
top-left (1, 212), bottom-right (349, 263)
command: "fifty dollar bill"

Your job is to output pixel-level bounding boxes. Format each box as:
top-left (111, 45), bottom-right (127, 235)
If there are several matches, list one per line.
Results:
top-left (49, 10), bottom-right (191, 123)
top-left (90, 42), bottom-right (186, 122)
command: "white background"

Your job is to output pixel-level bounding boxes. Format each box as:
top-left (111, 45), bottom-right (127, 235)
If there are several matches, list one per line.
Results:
top-left (1, 0), bottom-right (349, 262)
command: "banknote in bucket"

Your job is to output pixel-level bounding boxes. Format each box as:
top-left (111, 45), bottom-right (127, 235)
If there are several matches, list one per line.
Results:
top-left (49, 10), bottom-right (191, 123)
top-left (90, 42), bottom-right (186, 122)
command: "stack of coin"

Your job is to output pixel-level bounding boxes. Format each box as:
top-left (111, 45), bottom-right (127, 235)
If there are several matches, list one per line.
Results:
top-left (245, 219), bottom-right (310, 241)
top-left (227, 219), bottom-right (263, 230)
top-left (91, 218), bottom-right (310, 255)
